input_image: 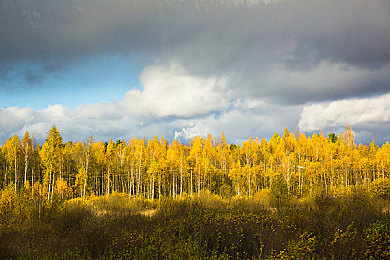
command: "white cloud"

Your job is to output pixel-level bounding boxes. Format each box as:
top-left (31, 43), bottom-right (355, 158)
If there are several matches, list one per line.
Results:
top-left (0, 62), bottom-right (233, 143)
top-left (0, 72), bottom-right (299, 144)
top-left (1, 60), bottom-right (389, 145)
top-left (174, 99), bottom-right (301, 143)
top-left (298, 93), bottom-right (390, 132)
top-left (121, 62), bottom-right (229, 118)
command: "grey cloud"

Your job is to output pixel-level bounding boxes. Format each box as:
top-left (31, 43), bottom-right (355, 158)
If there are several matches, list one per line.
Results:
top-left (1, 0), bottom-right (389, 103)
top-left (283, 1), bottom-right (390, 70)
top-left (43, 62), bottom-right (66, 73)
top-left (1, 0), bottom-right (390, 144)
top-left (253, 63), bottom-right (390, 105)
top-left (24, 70), bottom-right (44, 85)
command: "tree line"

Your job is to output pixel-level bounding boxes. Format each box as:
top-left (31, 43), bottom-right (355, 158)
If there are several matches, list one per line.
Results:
top-left (1, 125), bottom-right (389, 200)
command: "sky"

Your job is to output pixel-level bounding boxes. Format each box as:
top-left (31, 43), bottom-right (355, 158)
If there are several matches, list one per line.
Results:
top-left (1, 0), bottom-right (390, 145)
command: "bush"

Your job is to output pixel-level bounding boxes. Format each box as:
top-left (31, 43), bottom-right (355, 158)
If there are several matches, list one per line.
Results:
top-left (365, 220), bottom-right (390, 259)
top-left (0, 193), bottom-right (389, 259)
top-left (270, 174), bottom-right (290, 208)
top-left (253, 188), bottom-right (271, 207)
top-left (330, 224), bottom-right (365, 260)
top-left (370, 178), bottom-right (390, 200)
top-left (272, 232), bottom-right (318, 259)
top-left (219, 184), bottom-right (234, 199)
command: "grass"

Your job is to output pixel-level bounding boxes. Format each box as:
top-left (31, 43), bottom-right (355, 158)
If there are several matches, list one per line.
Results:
top-left (0, 189), bottom-right (390, 259)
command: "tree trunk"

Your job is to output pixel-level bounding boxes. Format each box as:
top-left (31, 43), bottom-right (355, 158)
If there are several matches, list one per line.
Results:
top-left (107, 168), bottom-right (110, 196)
top-left (51, 171), bottom-right (55, 201)
top-left (14, 154), bottom-right (17, 192)
top-left (190, 169), bottom-right (193, 196)
top-left (237, 177), bottom-right (240, 196)
top-left (172, 170), bottom-right (175, 198)
top-left (48, 170), bottom-right (52, 200)
top-left (152, 175), bottom-right (155, 199)
top-left (180, 160), bottom-right (183, 197)
top-left (101, 170), bottom-right (104, 196)
top-left (24, 153), bottom-right (28, 185)
top-left (159, 174), bottom-right (161, 199)
top-left (137, 167), bottom-right (141, 196)
top-left (31, 167), bottom-right (34, 196)
top-left (83, 176), bottom-right (87, 197)
top-left (248, 167), bottom-right (251, 196)
top-left (131, 168), bottom-right (135, 196)
top-left (127, 169), bottom-right (130, 195)
top-left (198, 166), bottom-right (201, 196)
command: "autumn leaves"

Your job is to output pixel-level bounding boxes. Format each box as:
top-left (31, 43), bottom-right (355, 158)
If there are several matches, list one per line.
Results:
top-left (0, 125), bottom-right (389, 200)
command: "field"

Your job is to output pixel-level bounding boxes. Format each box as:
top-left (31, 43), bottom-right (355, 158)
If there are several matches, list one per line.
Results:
top-left (1, 188), bottom-right (390, 259)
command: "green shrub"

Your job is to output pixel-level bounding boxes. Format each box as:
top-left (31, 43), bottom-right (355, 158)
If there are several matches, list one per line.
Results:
top-left (365, 220), bottom-right (390, 259)
top-left (330, 224), bottom-right (365, 260)
top-left (271, 232), bottom-right (317, 259)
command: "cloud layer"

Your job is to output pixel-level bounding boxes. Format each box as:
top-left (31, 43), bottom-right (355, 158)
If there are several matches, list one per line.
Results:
top-left (1, 61), bottom-right (390, 144)
top-left (299, 94), bottom-right (390, 142)
top-left (2, 63), bottom-right (285, 143)
top-left (2, 0), bottom-right (389, 101)
top-left (1, 0), bottom-right (390, 144)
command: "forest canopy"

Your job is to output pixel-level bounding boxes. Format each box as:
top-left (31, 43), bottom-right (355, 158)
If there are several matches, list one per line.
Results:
top-left (0, 124), bottom-right (389, 200)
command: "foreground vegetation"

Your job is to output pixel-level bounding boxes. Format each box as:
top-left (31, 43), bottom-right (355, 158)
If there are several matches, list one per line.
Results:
top-left (1, 186), bottom-right (390, 259)
top-left (1, 125), bottom-right (390, 258)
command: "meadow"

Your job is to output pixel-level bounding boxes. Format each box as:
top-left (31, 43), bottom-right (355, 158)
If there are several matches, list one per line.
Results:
top-left (1, 186), bottom-right (390, 259)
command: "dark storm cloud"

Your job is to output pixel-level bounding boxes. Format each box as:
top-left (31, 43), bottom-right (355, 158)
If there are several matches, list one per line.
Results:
top-left (1, 0), bottom-right (390, 101)
top-left (0, 0), bottom-right (162, 61)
